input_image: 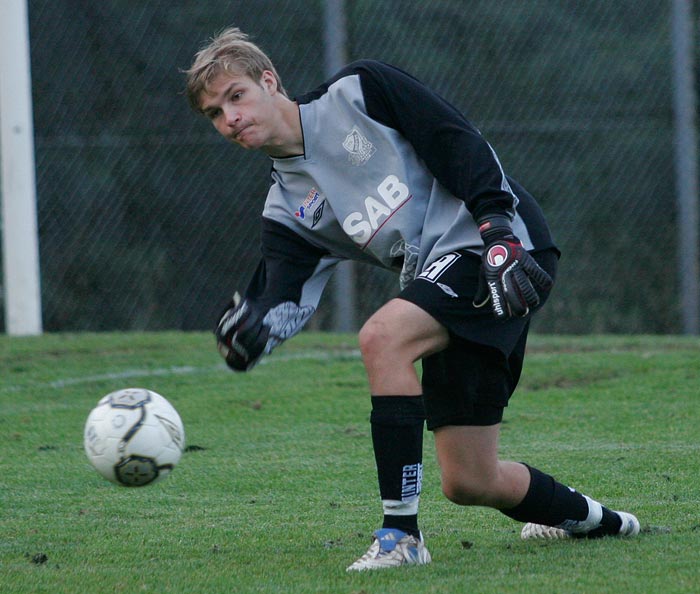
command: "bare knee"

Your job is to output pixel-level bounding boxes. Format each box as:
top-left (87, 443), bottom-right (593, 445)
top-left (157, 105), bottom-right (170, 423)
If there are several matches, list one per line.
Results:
top-left (358, 317), bottom-right (409, 384)
top-left (358, 301), bottom-right (447, 364)
top-left (358, 318), bottom-right (388, 362)
top-left (358, 317), bottom-right (425, 395)
top-left (439, 461), bottom-right (530, 509)
top-left (358, 300), bottom-right (448, 394)
top-left (441, 475), bottom-right (492, 507)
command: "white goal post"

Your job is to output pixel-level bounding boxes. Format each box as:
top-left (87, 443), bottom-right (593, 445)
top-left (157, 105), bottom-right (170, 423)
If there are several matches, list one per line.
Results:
top-left (0, 0), bottom-right (42, 335)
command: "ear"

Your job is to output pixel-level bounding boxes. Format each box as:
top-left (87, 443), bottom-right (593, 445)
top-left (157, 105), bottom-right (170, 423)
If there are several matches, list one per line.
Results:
top-left (260, 70), bottom-right (278, 95)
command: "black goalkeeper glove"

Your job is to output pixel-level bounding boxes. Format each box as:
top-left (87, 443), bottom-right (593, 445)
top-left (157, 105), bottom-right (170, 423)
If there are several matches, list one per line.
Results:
top-left (214, 293), bottom-right (270, 372)
top-left (473, 215), bottom-right (553, 319)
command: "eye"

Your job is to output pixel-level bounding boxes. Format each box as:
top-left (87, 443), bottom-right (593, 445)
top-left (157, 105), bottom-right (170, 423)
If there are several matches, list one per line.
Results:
top-left (205, 107), bottom-right (222, 120)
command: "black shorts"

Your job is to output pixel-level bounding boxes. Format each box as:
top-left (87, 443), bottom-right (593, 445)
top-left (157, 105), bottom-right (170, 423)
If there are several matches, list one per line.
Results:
top-left (398, 249), bottom-right (558, 429)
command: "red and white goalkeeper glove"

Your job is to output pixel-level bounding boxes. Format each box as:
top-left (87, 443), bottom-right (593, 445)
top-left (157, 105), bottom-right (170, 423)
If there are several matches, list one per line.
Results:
top-left (473, 215), bottom-right (553, 319)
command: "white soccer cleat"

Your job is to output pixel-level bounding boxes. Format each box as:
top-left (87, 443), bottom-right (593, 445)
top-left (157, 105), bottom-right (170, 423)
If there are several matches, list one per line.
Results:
top-left (616, 511), bottom-right (641, 536)
top-left (520, 523), bottom-right (571, 539)
top-left (346, 528), bottom-right (431, 571)
top-left (521, 510), bottom-right (640, 540)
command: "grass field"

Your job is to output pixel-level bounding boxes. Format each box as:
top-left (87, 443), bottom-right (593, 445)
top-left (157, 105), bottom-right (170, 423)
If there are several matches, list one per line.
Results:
top-left (1, 331), bottom-right (699, 593)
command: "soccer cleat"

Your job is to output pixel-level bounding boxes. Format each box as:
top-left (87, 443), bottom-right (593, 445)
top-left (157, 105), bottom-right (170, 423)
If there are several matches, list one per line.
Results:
top-left (521, 510), bottom-right (640, 540)
top-left (520, 523), bottom-right (571, 540)
top-left (616, 511), bottom-right (641, 536)
top-left (346, 528), bottom-right (431, 571)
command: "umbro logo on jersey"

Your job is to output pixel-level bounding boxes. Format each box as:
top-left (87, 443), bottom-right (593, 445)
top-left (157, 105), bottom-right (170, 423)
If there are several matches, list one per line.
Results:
top-left (311, 199), bottom-right (325, 228)
top-left (342, 126), bottom-right (376, 166)
top-left (295, 188), bottom-right (322, 220)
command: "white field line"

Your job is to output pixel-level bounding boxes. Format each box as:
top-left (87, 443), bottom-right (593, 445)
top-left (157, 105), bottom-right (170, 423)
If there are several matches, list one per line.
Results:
top-left (1, 349), bottom-right (362, 393)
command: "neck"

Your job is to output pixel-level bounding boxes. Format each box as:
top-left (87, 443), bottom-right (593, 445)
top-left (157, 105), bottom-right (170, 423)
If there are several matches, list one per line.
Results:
top-left (264, 97), bottom-right (304, 158)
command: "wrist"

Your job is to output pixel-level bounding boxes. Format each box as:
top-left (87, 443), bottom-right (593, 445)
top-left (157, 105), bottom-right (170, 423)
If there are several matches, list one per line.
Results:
top-left (477, 214), bottom-right (514, 243)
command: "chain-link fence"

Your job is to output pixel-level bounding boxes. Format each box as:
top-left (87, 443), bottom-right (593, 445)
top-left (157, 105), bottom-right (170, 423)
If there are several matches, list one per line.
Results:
top-left (1, 0), bottom-right (695, 334)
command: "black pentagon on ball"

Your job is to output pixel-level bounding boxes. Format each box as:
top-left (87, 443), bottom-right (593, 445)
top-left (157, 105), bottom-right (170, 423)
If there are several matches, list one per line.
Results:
top-left (114, 455), bottom-right (170, 486)
top-left (108, 388), bottom-right (152, 410)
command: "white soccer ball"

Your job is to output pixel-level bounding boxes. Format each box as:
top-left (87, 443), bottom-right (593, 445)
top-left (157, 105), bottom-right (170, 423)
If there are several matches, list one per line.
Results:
top-left (84, 388), bottom-right (185, 486)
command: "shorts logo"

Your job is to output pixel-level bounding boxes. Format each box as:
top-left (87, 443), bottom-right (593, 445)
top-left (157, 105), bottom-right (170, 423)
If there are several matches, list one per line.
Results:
top-left (295, 188), bottom-right (322, 220)
top-left (486, 245), bottom-right (509, 267)
top-left (437, 283), bottom-right (458, 298)
top-left (342, 126), bottom-right (376, 166)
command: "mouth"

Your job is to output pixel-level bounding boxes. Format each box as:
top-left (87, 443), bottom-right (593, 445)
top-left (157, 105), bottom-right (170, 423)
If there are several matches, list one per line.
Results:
top-left (232, 124), bottom-right (251, 142)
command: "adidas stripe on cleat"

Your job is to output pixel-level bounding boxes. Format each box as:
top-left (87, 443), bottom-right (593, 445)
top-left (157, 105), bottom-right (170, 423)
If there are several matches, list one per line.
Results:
top-left (346, 528), bottom-right (431, 571)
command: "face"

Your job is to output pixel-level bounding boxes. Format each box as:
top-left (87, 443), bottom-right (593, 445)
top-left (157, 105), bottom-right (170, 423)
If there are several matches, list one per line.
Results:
top-left (199, 70), bottom-right (280, 151)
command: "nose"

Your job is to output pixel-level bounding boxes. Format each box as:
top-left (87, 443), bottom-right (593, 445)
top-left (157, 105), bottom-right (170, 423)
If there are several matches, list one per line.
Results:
top-left (222, 104), bottom-right (241, 127)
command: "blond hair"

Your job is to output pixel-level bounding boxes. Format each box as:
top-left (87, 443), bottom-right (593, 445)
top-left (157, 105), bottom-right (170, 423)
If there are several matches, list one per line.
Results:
top-left (184, 27), bottom-right (287, 112)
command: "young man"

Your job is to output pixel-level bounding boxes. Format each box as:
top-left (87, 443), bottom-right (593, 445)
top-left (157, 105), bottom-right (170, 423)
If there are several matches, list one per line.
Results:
top-left (185, 27), bottom-right (639, 571)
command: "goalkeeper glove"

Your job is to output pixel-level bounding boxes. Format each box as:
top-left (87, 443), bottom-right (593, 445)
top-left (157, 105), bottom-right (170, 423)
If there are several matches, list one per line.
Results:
top-left (474, 214), bottom-right (553, 319)
top-left (214, 293), bottom-right (270, 372)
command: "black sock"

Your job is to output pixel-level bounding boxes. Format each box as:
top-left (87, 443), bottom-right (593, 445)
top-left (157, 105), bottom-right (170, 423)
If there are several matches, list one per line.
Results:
top-left (370, 395), bottom-right (425, 538)
top-left (501, 465), bottom-right (623, 536)
top-left (501, 465), bottom-right (589, 525)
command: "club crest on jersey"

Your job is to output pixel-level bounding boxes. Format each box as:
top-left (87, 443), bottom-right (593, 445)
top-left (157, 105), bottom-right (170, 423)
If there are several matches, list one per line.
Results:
top-left (342, 126), bottom-right (376, 166)
top-left (295, 188), bottom-right (322, 220)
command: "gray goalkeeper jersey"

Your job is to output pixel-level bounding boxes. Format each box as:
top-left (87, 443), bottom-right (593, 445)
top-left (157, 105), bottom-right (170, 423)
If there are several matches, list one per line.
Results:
top-left (243, 60), bottom-right (557, 347)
